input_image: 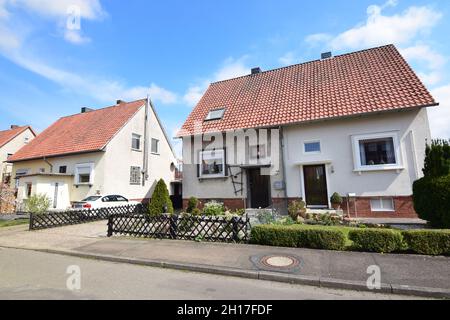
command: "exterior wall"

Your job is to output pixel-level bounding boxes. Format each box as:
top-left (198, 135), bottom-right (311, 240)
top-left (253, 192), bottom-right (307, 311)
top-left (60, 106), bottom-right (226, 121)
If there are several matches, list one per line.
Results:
top-left (0, 128), bottom-right (35, 182)
top-left (103, 103), bottom-right (177, 201)
top-left (283, 108), bottom-right (430, 217)
top-left (13, 152), bottom-right (105, 209)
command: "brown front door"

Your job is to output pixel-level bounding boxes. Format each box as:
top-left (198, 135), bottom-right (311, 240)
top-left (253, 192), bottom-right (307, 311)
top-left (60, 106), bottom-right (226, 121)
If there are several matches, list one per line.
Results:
top-left (303, 165), bottom-right (328, 207)
top-left (248, 169), bottom-right (270, 208)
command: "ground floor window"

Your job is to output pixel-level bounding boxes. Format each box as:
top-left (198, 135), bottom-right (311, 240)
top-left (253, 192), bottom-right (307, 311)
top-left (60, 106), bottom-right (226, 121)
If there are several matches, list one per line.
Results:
top-left (25, 183), bottom-right (32, 198)
top-left (130, 166), bottom-right (141, 185)
top-left (75, 163), bottom-right (94, 185)
top-left (370, 197), bottom-right (395, 212)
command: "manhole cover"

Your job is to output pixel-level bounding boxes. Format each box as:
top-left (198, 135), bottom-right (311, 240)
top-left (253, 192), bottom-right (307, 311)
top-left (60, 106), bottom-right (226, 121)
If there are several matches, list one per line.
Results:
top-left (260, 255), bottom-right (300, 269)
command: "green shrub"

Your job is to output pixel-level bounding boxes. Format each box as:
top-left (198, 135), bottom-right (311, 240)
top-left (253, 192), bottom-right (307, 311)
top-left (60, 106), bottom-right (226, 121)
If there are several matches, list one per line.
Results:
top-left (24, 194), bottom-right (51, 214)
top-left (251, 225), bottom-right (346, 251)
top-left (148, 179), bottom-right (173, 216)
top-left (186, 197), bottom-right (198, 213)
top-left (349, 229), bottom-right (404, 253)
top-left (330, 192), bottom-right (343, 204)
top-left (423, 139), bottom-right (450, 178)
top-left (191, 208), bottom-right (202, 216)
top-left (288, 200), bottom-right (306, 220)
top-left (413, 175), bottom-right (450, 228)
top-left (402, 230), bottom-right (450, 256)
top-left (202, 201), bottom-right (224, 216)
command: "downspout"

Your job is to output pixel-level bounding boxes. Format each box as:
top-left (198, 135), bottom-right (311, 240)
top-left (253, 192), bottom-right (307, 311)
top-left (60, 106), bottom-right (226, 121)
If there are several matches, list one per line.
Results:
top-left (43, 157), bottom-right (53, 173)
top-left (279, 126), bottom-right (289, 214)
top-left (142, 96), bottom-right (150, 186)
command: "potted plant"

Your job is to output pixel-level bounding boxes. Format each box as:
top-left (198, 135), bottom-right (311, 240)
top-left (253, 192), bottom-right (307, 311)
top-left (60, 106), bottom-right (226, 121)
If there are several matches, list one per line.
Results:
top-left (288, 199), bottom-right (307, 222)
top-left (330, 192), bottom-right (343, 210)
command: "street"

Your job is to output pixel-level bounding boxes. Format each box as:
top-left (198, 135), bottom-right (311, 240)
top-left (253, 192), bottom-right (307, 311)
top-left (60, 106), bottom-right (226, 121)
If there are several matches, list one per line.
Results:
top-left (0, 248), bottom-right (420, 300)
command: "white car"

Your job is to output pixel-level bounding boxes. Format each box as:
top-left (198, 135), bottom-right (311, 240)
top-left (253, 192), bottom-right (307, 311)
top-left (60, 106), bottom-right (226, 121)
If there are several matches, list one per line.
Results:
top-left (72, 195), bottom-right (140, 210)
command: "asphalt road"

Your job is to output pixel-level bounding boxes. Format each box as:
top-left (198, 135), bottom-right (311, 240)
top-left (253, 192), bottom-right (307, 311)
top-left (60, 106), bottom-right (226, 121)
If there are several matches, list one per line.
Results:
top-left (0, 247), bottom-right (422, 300)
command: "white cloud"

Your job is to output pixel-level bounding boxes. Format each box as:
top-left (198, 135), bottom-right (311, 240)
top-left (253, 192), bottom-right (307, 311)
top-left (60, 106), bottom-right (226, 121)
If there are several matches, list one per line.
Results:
top-left (305, 33), bottom-right (332, 46)
top-left (64, 29), bottom-right (91, 44)
top-left (429, 84), bottom-right (450, 139)
top-left (183, 57), bottom-right (250, 106)
top-left (279, 52), bottom-right (296, 66)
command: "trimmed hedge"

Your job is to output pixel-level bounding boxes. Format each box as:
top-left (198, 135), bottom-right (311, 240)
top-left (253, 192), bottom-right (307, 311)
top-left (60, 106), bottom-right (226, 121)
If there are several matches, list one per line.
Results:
top-left (413, 175), bottom-right (450, 228)
top-left (402, 230), bottom-right (450, 256)
top-left (348, 229), bottom-right (404, 253)
top-left (250, 225), bottom-right (346, 251)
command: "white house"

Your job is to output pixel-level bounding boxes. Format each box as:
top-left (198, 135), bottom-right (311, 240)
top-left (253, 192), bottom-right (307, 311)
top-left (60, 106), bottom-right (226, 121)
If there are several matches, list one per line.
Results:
top-left (9, 99), bottom-right (178, 211)
top-left (177, 45), bottom-right (438, 218)
top-left (0, 125), bottom-right (36, 185)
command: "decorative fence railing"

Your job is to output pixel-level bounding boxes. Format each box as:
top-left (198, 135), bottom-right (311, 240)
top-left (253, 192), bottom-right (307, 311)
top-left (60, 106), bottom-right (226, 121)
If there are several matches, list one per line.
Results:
top-left (107, 214), bottom-right (251, 243)
top-left (29, 204), bottom-right (146, 231)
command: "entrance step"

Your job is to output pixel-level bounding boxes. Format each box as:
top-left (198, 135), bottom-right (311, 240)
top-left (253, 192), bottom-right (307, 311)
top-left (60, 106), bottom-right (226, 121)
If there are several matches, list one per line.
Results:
top-left (307, 208), bottom-right (344, 216)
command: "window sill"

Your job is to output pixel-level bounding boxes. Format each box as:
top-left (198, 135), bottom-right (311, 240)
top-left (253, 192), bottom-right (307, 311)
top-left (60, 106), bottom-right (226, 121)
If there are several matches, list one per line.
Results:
top-left (151, 152), bottom-right (160, 156)
top-left (74, 183), bottom-right (93, 187)
top-left (354, 166), bottom-right (404, 173)
top-left (131, 149), bottom-right (142, 152)
top-left (198, 175), bottom-right (228, 181)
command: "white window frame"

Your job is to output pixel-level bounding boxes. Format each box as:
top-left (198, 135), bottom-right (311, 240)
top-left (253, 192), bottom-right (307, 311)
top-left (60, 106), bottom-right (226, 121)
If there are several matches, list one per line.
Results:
top-left (303, 140), bottom-right (322, 155)
top-left (131, 133), bottom-right (141, 151)
top-left (151, 138), bottom-right (160, 154)
top-left (130, 166), bottom-right (141, 185)
top-left (351, 131), bottom-right (403, 172)
top-left (75, 163), bottom-right (95, 185)
top-left (370, 197), bottom-right (395, 212)
top-left (199, 149), bottom-right (226, 179)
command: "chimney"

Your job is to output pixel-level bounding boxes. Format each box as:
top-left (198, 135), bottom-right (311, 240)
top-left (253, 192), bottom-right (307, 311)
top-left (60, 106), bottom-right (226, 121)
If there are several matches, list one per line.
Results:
top-left (116, 99), bottom-right (126, 105)
top-left (321, 52), bottom-right (332, 60)
top-left (81, 107), bottom-right (94, 113)
top-left (251, 67), bottom-right (262, 75)
top-left (10, 125), bottom-right (19, 129)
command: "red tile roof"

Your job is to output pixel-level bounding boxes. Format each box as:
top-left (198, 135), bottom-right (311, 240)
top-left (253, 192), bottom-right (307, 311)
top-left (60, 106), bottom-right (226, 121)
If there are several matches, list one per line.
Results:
top-left (177, 45), bottom-right (438, 137)
top-left (0, 126), bottom-right (36, 149)
top-left (9, 99), bottom-right (146, 162)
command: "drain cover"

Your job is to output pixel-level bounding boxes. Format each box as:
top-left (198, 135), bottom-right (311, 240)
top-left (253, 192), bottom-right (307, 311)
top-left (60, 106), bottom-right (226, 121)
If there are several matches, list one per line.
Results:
top-left (260, 255), bottom-right (300, 269)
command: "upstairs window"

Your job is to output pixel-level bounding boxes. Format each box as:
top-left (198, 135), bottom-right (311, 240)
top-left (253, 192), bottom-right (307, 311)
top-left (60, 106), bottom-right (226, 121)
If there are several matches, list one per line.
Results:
top-left (59, 166), bottom-right (67, 174)
top-left (132, 134), bottom-right (141, 151)
top-left (75, 163), bottom-right (94, 185)
top-left (199, 149), bottom-right (225, 178)
top-left (151, 138), bottom-right (159, 154)
top-left (249, 145), bottom-right (267, 160)
top-left (304, 141), bottom-right (321, 154)
top-left (205, 108), bottom-right (226, 121)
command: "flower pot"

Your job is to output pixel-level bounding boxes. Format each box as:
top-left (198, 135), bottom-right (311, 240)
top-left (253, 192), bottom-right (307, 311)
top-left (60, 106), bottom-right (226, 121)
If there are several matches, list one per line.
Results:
top-left (331, 203), bottom-right (341, 210)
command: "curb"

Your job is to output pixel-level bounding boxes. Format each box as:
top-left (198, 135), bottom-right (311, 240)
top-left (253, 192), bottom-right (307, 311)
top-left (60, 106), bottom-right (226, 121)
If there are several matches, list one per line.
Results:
top-left (9, 246), bottom-right (448, 299)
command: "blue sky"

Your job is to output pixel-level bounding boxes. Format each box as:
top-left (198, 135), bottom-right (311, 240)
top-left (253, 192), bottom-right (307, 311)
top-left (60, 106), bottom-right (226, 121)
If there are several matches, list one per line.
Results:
top-left (0, 0), bottom-right (449, 157)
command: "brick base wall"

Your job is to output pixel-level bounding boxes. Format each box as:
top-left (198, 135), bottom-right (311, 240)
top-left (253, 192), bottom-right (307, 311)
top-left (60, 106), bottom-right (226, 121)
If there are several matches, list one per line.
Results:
top-left (182, 198), bottom-right (246, 211)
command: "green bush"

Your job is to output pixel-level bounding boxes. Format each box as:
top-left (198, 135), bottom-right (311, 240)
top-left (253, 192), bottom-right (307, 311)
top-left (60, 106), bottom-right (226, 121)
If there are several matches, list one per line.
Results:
top-left (191, 208), bottom-right (202, 216)
top-left (413, 175), bottom-right (450, 228)
top-left (24, 194), bottom-right (51, 214)
top-left (349, 229), bottom-right (404, 253)
top-left (423, 139), bottom-right (450, 178)
top-left (251, 225), bottom-right (346, 251)
top-left (186, 197), bottom-right (198, 213)
top-left (148, 179), bottom-right (173, 216)
top-left (288, 200), bottom-right (306, 220)
top-left (202, 201), bottom-right (225, 216)
top-left (330, 192), bottom-right (343, 205)
top-left (402, 230), bottom-right (450, 256)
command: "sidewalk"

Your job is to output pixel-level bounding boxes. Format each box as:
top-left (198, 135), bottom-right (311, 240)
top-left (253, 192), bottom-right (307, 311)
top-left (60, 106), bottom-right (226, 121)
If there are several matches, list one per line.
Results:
top-left (0, 221), bottom-right (449, 298)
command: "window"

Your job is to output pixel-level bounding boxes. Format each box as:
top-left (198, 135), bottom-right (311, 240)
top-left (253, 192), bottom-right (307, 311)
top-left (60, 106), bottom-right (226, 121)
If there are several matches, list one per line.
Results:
top-left (25, 183), bottom-right (32, 198)
top-left (75, 163), bottom-right (94, 185)
top-left (205, 108), bottom-right (226, 121)
top-left (102, 196), bottom-right (115, 202)
top-left (352, 132), bottom-right (402, 171)
top-left (132, 134), bottom-right (141, 150)
top-left (130, 166), bottom-right (141, 185)
top-left (116, 196), bottom-right (128, 202)
top-left (24, 137), bottom-right (29, 144)
top-left (304, 141), bottom-right (321, 154)
top-left (7, 153), bottom-right (12, 159)
top-left (15, 169), bottom-right (29, 177)
top-left (39, 168), bottom-right (45, 173)
top-left (370, 198), bottom-right (395, 212)
top-left (199, 149), bottom-right (225, 178)
top-left (249, 145), bottom-right (267, 160)
top-left (59, 166), bottom-right (67, 174)
top-left (151, 138), bottom-right (159, 154)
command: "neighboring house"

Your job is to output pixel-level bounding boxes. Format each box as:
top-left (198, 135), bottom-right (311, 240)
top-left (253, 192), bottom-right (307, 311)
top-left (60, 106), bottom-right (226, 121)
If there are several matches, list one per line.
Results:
top-left (8, 99), bottom-right (178, 211)
top-left (177, 45), bottom-right (438, 218)
top-left (0, 125), bottom-right (36, 185)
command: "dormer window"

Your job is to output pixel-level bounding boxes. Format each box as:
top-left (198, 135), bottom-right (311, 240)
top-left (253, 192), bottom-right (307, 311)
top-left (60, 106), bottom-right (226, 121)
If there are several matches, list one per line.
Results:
top-left (205, 108), bottom-right (226, 121)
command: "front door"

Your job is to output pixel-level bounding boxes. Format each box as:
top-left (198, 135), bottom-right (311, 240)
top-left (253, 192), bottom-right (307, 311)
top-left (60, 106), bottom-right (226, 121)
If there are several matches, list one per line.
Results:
top-left (303, 165), bottom-right (328, 207)
top-left (248, 169), bottom-right (270, 208)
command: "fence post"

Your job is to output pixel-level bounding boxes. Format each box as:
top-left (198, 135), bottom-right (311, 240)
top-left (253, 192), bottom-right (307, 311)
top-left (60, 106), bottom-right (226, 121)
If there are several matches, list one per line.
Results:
top-left (170, 215), bottom-right (178, 239)
top-left (107, 216), bottom-right (113, 237)
top-left (232, 217), bottom-right (239, 242)
top-left (29, 213), bottom-right (34, 231)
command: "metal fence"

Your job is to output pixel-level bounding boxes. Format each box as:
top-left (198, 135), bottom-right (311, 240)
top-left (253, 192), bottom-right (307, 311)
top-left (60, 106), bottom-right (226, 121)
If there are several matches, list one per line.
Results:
top-left (29, 204), bottom-right (146, 231)
top-left (107, 214), bottom-right (251, 243)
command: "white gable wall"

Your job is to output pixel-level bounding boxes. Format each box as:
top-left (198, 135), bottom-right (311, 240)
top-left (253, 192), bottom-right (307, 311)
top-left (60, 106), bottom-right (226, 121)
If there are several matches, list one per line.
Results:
top-left (0, 128), bottom-right (36, 179)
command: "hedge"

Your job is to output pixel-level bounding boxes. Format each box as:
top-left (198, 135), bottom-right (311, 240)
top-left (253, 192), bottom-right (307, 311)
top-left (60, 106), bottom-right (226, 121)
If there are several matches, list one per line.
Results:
top-left (402, 230), bottom-right (450, 256)
top-left (250, 225), bottom-right (346, 251)
top-left (348, 229), bottom-right (404, 253)
top-left (413, 175), bottom-right (450, 228)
